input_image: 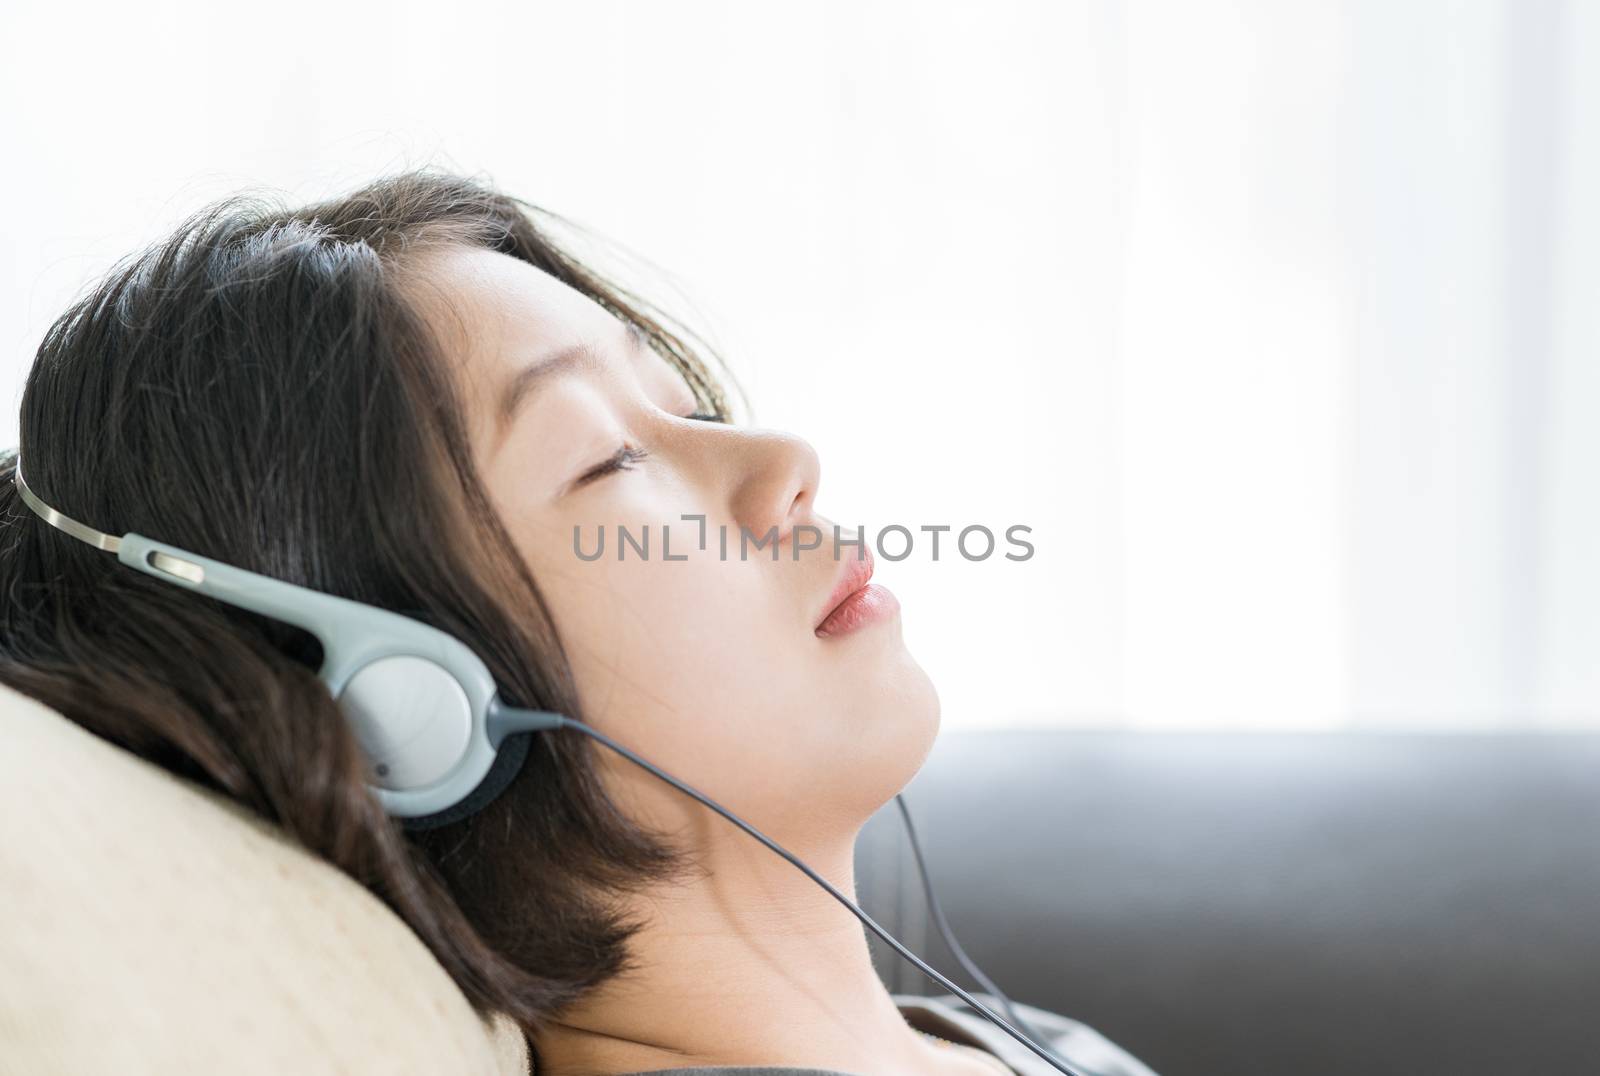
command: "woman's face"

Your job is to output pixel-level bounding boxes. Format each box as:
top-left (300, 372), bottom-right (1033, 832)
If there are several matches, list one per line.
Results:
top-left (404, 246), bottom-right (940, 843)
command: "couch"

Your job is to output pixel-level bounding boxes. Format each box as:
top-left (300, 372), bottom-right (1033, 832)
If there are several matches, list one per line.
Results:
top-left (857, 728), bottom-right (1600, 1075)
top-left (5, 677), bottom-right (1595, 1075)
top-left (0, 680), bottom-right (529, 1075)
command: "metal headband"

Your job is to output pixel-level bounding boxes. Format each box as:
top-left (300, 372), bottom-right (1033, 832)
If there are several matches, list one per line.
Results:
top-left (11, 456), bottom-right (122, 553)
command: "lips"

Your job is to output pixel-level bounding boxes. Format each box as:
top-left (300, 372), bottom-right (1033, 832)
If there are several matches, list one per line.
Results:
top-left (815, 543), bottom-right (876, 631)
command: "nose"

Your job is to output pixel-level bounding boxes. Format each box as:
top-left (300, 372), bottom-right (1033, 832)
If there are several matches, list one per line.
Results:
top-left (725, 428), bottom-right (821, 546)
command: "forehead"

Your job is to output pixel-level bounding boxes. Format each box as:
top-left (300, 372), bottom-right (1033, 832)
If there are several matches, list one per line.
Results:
top-left (399, 244), bottom-right (618, 393)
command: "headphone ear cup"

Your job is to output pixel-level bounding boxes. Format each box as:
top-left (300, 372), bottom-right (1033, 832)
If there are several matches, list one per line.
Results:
top-left (398, 730), bottom-right (531, 832)
top-left (72, 531), bottom-right (511, 820)
top-left (337, 655), bottom-right (475, 790)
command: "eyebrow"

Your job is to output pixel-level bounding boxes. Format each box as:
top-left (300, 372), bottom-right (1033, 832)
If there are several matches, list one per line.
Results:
top-left (495, 323), bottom-right (650, 439)
top-left (499, 321), bottom-right (649, 419)
top-left (496, 340), bottom-right (599, 433)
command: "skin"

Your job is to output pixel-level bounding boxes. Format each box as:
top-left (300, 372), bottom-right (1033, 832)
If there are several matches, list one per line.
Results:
top-left (401, 245), bottom-right (999, 1076)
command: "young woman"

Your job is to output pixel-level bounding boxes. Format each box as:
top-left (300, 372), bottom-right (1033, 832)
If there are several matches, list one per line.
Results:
top-left (0, 170), bottom-right (1156, 1076)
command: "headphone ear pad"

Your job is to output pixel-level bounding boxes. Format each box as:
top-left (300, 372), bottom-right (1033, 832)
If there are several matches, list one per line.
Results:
top-left (397, 730), bottom-right (532, 833)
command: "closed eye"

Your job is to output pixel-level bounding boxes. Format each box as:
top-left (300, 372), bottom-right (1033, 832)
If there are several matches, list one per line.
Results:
top-left (572, 412), bottom-right (723, 489)
top-left (576, 445), bottom-right (651, 487)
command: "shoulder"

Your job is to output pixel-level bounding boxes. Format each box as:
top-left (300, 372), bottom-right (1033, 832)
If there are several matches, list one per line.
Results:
top-left (893, 993), bottom-right (1161, 1076)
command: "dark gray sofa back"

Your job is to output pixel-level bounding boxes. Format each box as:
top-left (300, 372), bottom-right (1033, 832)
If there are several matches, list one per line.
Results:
top-left (856, 731), bottom-right (1600, 1076)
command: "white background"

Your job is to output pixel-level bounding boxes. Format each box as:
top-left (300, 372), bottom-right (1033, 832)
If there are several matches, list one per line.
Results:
top-left (3, 1), bottom-right (1597, 731)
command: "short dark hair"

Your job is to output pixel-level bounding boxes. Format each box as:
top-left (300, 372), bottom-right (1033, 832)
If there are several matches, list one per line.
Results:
top-left (0, 167), bottom-right (734, 1033)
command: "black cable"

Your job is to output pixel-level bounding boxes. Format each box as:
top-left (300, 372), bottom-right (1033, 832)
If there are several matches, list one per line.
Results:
top-left (500, 708), bottom-right (1090, 1076)
top-left (894, 793), bottom-right (1074, 1069)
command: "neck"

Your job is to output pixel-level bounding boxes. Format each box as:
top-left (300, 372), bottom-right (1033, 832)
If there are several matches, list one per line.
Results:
top-left (533, 823), bottom-right (936, 1075)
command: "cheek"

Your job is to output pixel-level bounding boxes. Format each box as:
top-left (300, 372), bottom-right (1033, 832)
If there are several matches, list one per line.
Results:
top-left (547, 552), bottom-right (939, 830)
top-left (530, 530), bottom-right (823, 780)
top-left (513, 506), bottom-right (941, 834)
top-left (551, 543), bottom-right (802, 727)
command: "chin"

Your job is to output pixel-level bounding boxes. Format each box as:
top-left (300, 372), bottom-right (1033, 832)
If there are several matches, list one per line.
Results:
top-left (898, 652), bottom-right (943, 772)
top-left (846, 651), bottom-right (942, 820)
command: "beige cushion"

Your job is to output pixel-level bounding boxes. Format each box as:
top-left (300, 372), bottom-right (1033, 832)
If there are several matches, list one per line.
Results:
top-left (0, 680), bottom-right (529, 1075)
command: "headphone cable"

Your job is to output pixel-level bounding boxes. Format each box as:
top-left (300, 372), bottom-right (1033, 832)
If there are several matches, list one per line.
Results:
top-left (497, 709), bottom-right (1090, 1076)
top-left (893, 793), bottom-right (1074, 1069)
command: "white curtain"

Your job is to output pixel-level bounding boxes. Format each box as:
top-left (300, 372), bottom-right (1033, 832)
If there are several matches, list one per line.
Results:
top-left (2, 0), bottom-right (1595, 730)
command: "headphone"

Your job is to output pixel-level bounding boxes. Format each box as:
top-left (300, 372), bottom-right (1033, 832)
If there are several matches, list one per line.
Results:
top-left (9, 456), bottom-right (1090, 1076)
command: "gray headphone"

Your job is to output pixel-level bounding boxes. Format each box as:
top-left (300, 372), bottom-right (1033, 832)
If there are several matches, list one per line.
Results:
top-left (8, 454), bottom-right (1089, 1076)
top-left (10, 458), bottom-right (562, 827)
